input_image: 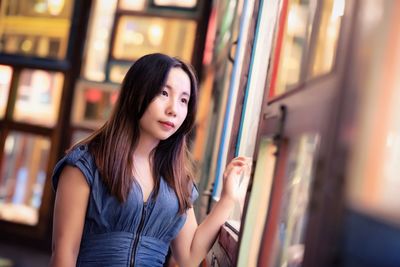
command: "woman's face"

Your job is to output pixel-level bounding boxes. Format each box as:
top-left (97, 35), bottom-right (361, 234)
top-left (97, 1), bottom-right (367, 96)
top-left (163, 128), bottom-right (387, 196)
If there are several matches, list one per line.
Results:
top-left (139, 67), bottom-right (191, 142)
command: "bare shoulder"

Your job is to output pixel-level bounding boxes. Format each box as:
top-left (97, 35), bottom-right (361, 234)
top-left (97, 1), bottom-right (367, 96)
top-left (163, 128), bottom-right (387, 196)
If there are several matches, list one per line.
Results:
top-left (58, 165), bottom-right (89, 188)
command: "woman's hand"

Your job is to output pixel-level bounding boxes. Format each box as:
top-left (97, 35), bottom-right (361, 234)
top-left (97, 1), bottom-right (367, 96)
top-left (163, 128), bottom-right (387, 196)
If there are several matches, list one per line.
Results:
top-left (221, 156), bottom-right (252, 204)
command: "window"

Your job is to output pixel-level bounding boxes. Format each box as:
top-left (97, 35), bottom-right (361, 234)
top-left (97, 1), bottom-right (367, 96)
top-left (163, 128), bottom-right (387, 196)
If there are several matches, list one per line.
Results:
top-left (71, 80), bottom-right (119, 129)
top-left (237, 138), bottom-right (277, 266)
top-left (119, 0), bottom-right (146, 11)
top-left (81, 0), bottom-right (118, 82)
top-left (0, 132), bottom-right (51, 225)
top-left (152, 0), bottom-right (198, 9)
top-left (0, 65), bottom-right (13, 119)
top-left (310, 0), bottom-right (343, 77)
top-left (13, 69), bottom-right (64, 127)
top-left (0, 0), bottom-right (74, 59)
top-left (272, 134), bottom-right (320, 266)
top-left (113, 16), bottom-right (196, 62)
top-left (270, 0), bottom-right (317, 97)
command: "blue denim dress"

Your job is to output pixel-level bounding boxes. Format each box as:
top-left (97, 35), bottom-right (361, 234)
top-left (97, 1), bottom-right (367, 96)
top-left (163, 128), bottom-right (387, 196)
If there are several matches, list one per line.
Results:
top-left (52, 145), bottom-right (198, 267)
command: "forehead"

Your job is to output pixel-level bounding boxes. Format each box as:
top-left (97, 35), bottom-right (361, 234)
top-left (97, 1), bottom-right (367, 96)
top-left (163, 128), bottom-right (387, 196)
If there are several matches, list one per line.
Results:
top-left (165, 67), bottom-right (191, 95)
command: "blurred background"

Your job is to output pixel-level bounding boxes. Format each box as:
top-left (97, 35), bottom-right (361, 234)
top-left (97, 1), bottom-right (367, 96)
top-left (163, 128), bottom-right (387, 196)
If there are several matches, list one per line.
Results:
top-left (0, 0), bottom-right (399, 266)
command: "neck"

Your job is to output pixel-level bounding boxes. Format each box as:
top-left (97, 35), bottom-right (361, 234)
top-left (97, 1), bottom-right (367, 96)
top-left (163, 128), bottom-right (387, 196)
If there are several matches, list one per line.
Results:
top-left (134, 134), bottom-right (159, 160)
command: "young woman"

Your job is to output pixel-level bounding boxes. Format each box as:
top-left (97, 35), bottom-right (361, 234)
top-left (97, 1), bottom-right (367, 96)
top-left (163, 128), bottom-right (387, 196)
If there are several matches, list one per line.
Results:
top-left (50, 53), bottom-right (250, 267)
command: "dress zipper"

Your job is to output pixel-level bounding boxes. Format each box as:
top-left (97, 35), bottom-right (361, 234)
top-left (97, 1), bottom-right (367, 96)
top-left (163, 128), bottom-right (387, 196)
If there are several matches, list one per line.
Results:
top-left (130, 205), bottom-right (146, 267)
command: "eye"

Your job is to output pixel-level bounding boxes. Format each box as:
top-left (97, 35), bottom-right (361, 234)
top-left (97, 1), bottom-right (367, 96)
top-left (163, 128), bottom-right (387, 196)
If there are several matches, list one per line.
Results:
top-left (181, 98), bottom-right (188, 104)
top-left (160, 90), bottom-right (168, 97)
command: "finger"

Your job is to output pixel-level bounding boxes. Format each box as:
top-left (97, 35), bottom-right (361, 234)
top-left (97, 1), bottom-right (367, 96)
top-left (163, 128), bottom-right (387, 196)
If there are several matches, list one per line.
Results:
top-left (224, 166), bottom-right (243, 180)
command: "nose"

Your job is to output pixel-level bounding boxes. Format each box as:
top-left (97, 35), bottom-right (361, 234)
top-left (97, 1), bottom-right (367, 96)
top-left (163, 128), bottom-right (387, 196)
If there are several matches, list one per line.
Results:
top-left (166, 100), bottom-right (177, 117)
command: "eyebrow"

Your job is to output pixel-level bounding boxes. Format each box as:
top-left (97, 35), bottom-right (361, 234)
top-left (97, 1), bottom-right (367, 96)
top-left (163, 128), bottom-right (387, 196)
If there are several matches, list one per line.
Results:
top-left (165, 84), bottom-right (190, 97)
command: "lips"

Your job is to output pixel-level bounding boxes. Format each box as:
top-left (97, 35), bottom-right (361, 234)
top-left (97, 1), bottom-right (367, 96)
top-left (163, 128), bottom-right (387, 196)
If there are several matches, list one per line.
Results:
top-left (159, 121), bottom-right (175, 129)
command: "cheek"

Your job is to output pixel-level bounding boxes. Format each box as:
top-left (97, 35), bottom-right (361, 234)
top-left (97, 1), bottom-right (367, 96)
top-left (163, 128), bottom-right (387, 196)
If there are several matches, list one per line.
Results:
top-left (180, 107), bottom-right (189, 121)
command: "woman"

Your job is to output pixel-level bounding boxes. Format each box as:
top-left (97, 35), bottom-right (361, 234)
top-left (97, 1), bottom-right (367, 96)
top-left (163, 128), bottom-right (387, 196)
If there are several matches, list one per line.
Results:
top-left (50, 53), bottom-right (250, 266)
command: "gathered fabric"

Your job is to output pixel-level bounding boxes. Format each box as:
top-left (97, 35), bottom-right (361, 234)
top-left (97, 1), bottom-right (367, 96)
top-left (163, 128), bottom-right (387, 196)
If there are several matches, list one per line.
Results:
top-left (52, 145), bottom-right (198, 267)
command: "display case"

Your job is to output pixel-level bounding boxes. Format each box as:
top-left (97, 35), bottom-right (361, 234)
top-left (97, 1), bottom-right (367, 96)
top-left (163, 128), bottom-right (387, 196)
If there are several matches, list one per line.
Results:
top-left (268, 0), bottom-right (343, 98)
top-left (0, 131), bottom-right (50, 226)
top-left (0, 0), bottom-right (75, 59)
top-left (13, 69), bottom-right (64, 127)
top-left (112, 16), bottom-right (196, 62)
top-left (270, 134), bottom-right (320, 267)
top-left (151, 0), bottom-right (198, 9)
top-left (71, 80), bottom-right (119, 129)
top-left (236, 138), bottom-right (277, 266)
top-left (0, 65), bottom-right (13, 119)
top-left (0, 0), bottom-right (91, 246)
top-left (119, 0), bottom-right (146, 11)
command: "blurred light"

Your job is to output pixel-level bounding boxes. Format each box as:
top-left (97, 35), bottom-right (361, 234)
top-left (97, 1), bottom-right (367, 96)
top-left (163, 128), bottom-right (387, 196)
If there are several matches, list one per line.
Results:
top-left (132, 32), bottom-right (144, 45)
top-left (32, 70), bottom-right (51, 92)
top-left (119, 0), bottom-right (145, 10)
top-left (34, 2), bottom-right (47, 13)
top-left (363, 0), bottom-right (384, 25)
top-left (0, 65), bottom-right (12, 85)
top-left (154, 0), bottom-right (197, 8)
top-left (4, 135), bottom-right (15, 154)
top-left (287, 5), bottom-right (307, 37)
top-left (111, 92), bottom-right (119, 105)
top-left (48, 0), bottom-right (65, 15)
top-left (85, 89), bottom-right (102, 103)
top-left (21, 39), bottom-right (33, 53)
top-left (148, 24), bottom-right (164, 46)
top-left (331, 0), bottom-right (345, 20)
top-left (94, 40), bottom-right (106, 51)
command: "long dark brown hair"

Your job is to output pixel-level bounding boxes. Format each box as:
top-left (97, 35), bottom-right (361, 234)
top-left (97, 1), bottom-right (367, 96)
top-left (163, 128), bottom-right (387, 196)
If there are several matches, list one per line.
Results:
top-left (73, 53), bottom-right (198, 213)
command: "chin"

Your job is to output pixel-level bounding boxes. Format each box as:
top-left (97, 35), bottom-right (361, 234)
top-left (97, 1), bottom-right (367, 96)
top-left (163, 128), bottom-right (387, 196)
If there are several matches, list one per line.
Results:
top-left (160, 131), bottom-right (178, 141)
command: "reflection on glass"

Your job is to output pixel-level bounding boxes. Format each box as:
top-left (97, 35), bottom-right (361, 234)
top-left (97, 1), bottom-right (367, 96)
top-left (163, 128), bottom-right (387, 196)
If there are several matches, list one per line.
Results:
top-left (13, 69), bottom-right (64, 127)
top-left (119, 0), bottom-right (146, 11)
top-left (0, 0), bottom-right (74, 59)
top-left (113, 16), bottom-right (196, 62)
top-left (153, 0), bottom-right (197, 8)
top-left (271, 134), bottom-right (320, 267)
top-left (82, 0), bottom-right (118, 81)
top-left (271, 0), bottom-right (317, 97)
top-left (237, 138), bottom-right (277, 266)
top-left (109, 62), bottom-right (131, 84)
top-left (0, 65), bottom-right (13, 119)
top-left (311, 0), bottom-right (343, 76)
top-left (72, 81), bottom-right (119, 129)
top-left (0, 132), bottom-right (50, 225)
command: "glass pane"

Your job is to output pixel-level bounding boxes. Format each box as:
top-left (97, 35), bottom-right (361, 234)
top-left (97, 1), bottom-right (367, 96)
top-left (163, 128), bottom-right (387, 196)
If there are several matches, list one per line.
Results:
top-left (310, 0), bottom-right (343, 77)
top-left (153, 0), bottom-right (197, 9)
top-left (109, 62), bottom-right (131, 84)
top-left (119, 0), bottom-right (146, 11)
top-left (270, 0), bottom-right (317, 97)
top-left (0, 65), bottom-right (13, 119)
top-left (13, 69), bottom-right (64, 127)
top-left (72, 81), bottom-right (119, 129)
top-left (113, 16), bottom-right (196, 62)
top-left (0, 132), bottom-right (50, 225)
top-left (273, 134), bottom-right (320, 267)
top-left (0, 0), bottom-right (74, 59)
top-left (82, 0), bottom-right (118, 81)
top-left (236, 138), bottom-right (277, 266)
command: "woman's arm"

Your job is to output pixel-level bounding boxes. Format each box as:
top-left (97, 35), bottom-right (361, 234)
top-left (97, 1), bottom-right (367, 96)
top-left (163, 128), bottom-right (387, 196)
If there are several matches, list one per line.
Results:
top-left (49, 166), bottom-right (90, 267)
top-left (171, 157), bottom-right (251, 267)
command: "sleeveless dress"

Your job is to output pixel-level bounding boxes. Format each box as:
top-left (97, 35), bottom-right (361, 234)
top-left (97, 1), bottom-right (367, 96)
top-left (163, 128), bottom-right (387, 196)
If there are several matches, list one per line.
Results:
top-left (52, 144), bottom-right (198, 267)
